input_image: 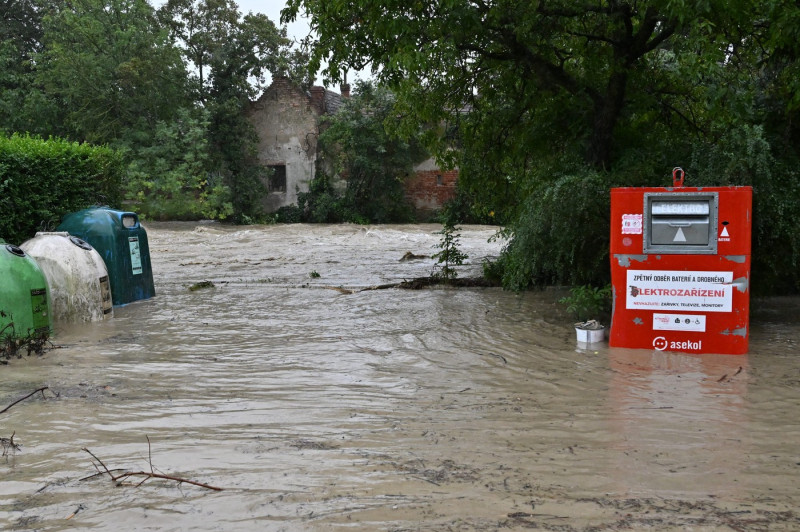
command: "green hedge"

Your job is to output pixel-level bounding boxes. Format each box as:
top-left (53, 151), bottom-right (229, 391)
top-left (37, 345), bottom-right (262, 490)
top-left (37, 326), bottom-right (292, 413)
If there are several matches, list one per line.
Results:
top-left (0, 134), bottom-right (123, 245)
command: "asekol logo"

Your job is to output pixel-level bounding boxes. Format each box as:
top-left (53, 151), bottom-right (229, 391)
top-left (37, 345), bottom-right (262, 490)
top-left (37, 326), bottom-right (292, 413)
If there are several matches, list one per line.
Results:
top-left (653, 336), bottom-right (702, 351)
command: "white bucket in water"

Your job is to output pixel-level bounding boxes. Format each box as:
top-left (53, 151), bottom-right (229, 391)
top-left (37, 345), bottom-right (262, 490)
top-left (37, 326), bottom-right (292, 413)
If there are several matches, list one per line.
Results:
top-left (575, 321), bottom-right (605, 344)
top-left (21, 232), bottom-right (113, 322)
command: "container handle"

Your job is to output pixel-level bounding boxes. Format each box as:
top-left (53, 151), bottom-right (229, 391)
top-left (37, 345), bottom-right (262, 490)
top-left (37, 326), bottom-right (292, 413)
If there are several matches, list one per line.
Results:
top-left (672, 167), bottom-right (685, 187)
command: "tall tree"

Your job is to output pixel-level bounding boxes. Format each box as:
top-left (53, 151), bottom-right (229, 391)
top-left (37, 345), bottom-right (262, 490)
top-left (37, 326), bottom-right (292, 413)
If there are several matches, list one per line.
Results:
top-left (281, 1), bottom-right (772, 178)
top-left (159, 0), bottom-right (309, 222)
top-left (0, 0), bottom-right (48, 133)
top-left (284, 1), bottom-right (705, 169)
top-left (36, 0), bottom-right (188, 145)
top-left (158, 0), bottom-right (239, 103)
top-left (159, 0), bottom-right (309, 100)
top-left (282, 0), bottom-right (796, 291)
top-left (317, 80), bottom-right (426, 223)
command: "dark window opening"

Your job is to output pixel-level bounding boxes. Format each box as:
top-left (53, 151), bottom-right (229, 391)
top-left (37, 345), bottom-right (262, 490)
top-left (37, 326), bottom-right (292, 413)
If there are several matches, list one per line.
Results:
top-left (268, 165), bottom-right (287, 192)
top-left (436, 174), bottom-right (443, 186)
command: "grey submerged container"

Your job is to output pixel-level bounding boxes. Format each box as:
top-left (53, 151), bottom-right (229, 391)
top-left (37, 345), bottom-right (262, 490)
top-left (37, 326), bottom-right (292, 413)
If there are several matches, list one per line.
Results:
top-left (21, 232), bottom-right (113, 322)
top-left (57, 207), bottom-right (155, 306)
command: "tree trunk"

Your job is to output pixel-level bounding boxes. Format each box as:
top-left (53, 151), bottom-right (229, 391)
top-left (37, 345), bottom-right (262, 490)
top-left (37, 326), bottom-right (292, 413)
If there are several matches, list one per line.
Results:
top-left (587, 71), bottom-right (627, 169)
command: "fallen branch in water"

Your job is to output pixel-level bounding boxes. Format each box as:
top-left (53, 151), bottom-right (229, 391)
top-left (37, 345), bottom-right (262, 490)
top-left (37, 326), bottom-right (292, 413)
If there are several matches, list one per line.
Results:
top-left (0, 386), bottom-right (50, 415)
top-left (323, 286), bottom-right (355, 295)
top-left (358, 276), bottom-right (500, 292)
top-left (1, 431), bottom-right (20, 456)
top-left (358, 283), bottom-right (401, 292)
top-left (82, 437), bottom-right (223, 491)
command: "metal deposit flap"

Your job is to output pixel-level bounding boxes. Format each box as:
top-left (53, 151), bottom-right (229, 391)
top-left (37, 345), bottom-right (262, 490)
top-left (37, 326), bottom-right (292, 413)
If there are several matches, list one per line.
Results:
top-left (644, 192), bottom-right (718, 254)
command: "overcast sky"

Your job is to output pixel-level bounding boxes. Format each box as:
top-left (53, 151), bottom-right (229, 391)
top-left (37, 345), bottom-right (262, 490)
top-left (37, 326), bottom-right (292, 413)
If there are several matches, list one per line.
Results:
top-left (235, 0), bottom-right (310, 48)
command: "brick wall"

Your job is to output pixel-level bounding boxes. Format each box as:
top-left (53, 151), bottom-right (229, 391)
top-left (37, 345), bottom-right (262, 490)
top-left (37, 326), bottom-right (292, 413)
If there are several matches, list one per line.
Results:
top-left (309, 86), bottom-right (326, 114)
top-left (404, 169), bottom-right (458, 212)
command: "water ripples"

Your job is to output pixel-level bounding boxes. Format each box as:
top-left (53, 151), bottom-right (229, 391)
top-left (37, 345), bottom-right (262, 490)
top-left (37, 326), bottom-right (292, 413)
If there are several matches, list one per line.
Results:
top-left (2, 223), bottom-right (799, 530)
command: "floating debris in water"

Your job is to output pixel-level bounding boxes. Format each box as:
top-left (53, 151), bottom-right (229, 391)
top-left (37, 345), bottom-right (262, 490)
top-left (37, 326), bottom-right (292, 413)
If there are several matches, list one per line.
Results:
top-left (400, 251), bottom-right (428, 261)
top-left (188, 281), bottom-right (215, 291)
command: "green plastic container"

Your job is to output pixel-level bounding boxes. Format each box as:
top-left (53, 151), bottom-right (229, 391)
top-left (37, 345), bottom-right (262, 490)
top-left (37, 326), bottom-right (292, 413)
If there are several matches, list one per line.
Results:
top-left (0, 243), bottom-right (53, 341)
top-left (57, 207), bottom-right (155, 306)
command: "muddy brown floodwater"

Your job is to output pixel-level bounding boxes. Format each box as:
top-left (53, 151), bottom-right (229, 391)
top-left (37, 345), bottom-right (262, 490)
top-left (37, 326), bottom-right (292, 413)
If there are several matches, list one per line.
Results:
top-left (2, 222), bottom-right (800, 531)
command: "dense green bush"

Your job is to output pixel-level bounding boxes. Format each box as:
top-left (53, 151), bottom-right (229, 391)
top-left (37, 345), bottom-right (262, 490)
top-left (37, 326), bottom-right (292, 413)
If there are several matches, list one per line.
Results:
top-left (495, 167), bottom-right (612, 291)
top-left (274, 205), bottom-right (304, 223)
top-left (687, 124), bottom-right (800, 294)
top-left (438, 188), bottom-right (506, 226)
top-left (316, 81), bottom-right (423, 224)
top-left (123, 109), bottom-right (233, 221)
top-left (0, 134), bottom-right (123, 245)
top-left (558, 284), bottom-right (613, 324)
top-left (486, 124), bottom-right (800, 294)
top-left (295, 173), bottom-right (362, 223)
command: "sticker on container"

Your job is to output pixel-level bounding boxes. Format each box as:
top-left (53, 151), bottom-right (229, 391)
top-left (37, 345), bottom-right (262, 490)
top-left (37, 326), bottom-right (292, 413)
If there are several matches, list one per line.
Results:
top-left (621, 214), bottom-right (642, 234)
top-left (653, 313), bottom-right (706, 332)
top-left (99, 275), bottom-right (113, 314)
top-left (129, 236), bottom-right (142, 275)
top-left (30, 288), bottom-right (49, 330)
top-left (719, 225), bottom-right (731, 242)
top-left (626, 270), bottom-right (733, 313)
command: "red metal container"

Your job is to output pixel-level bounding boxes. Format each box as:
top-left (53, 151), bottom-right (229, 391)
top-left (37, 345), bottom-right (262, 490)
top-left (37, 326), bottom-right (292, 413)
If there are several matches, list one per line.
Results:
top-left (609, 170), bottom-right (752, 354)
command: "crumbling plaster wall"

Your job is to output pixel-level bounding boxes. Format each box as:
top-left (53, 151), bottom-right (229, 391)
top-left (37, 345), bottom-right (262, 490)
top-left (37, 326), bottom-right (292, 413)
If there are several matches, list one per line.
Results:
top-left (248, 78), bottom-right (457, 216)
top-left (247, 78), bottom-right (320, 212)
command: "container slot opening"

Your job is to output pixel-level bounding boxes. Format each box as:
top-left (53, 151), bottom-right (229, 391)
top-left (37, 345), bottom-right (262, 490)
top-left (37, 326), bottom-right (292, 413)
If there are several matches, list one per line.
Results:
top-left (69, 236), bottom-right (94, 250)
top-left (5, 244), bottom-right (26, 257)
top-left (122, 214), bottom-right (138, 228)
top-left (643, 192), bottom-right (718, 254)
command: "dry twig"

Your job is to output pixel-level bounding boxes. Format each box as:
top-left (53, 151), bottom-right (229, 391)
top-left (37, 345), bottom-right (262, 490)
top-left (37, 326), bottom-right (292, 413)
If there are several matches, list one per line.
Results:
top-left (82, 437), bottom-right (223, 491)
top-left (65, 504), bottom-right (85, 520)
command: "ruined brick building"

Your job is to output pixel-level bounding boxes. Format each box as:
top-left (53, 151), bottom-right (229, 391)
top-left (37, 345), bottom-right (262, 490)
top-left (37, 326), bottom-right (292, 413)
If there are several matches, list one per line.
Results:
top-left (246, 77), bottom-right (457, 217)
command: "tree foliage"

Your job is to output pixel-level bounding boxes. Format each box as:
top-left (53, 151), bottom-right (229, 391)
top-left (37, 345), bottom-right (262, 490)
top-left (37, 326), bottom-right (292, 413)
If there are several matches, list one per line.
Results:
top-left (158, 0), bottom-right (309, 223)
top-left (0, 0), bottom-right (308, 226)
top-left (0, 0), bottom-right (46, 134)
top-left (159, 0), bottom-right (308, 102)
top-left (37, 0), bottom-right (188, 145)
top-left (313, 80), bottom-right (426, 223)
top-left (284, 0), bottom-right (800, 293)
top-left (125, 107), bottom-right (232, 220)
top-left (284, 0), bottom-right (729, 168)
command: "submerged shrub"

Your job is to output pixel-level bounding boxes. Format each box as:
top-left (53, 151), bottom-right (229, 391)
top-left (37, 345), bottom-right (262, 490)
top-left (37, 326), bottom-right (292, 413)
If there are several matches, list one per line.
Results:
top-left (497, 168), bottom-right (611, 290)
